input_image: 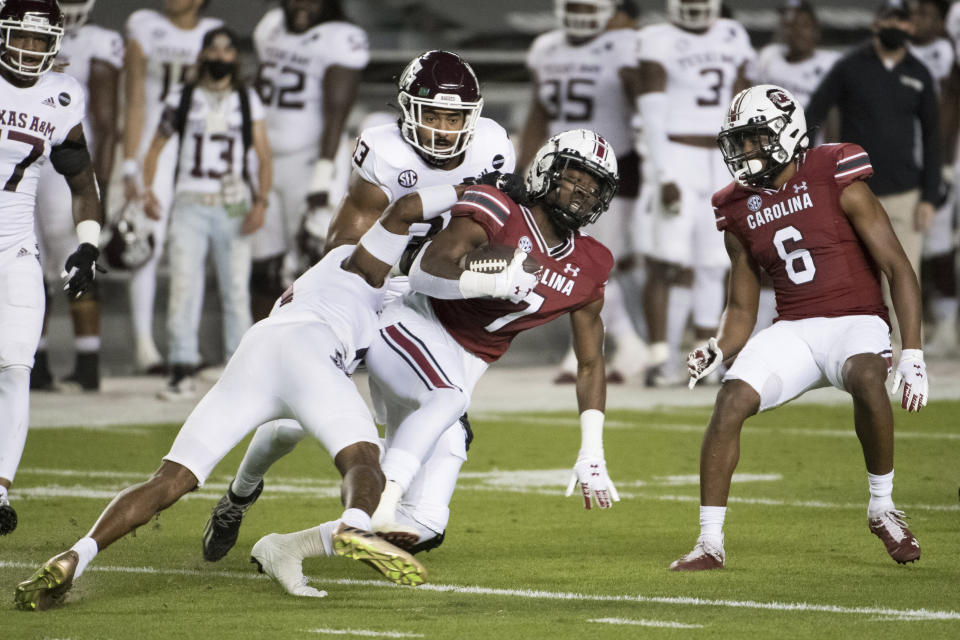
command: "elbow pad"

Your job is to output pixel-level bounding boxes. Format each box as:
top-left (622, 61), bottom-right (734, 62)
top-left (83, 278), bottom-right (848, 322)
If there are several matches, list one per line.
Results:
top-left (50, 138), bottom-right (92, 177)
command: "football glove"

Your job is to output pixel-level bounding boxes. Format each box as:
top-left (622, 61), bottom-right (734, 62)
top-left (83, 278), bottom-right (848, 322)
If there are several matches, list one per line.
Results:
top-left (566, 453), bottom-right (619, 509)
top-left (62, 243), bottom-right (104, 298)
top-left (493, 249), bottom-right (538, 304)
top-left (890, 349), bottom-right (928, 412)
top-left (687, 337), bottom-right (722, 389)
top-left (466, 171), bottom-right (528, 204)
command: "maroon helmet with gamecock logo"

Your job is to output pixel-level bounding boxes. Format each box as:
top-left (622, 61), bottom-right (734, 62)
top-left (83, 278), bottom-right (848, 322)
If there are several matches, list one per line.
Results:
top-left (0, 0), bottom-right (64, 78)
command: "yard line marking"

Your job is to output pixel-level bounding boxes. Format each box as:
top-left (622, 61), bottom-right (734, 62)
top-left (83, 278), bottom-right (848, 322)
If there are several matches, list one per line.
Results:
top-left (589, 617), bottom-right (704, 629)
top-left (306, 628), bottom-right (424, 638)
top-left (1, 561), bottom-right (957, 622)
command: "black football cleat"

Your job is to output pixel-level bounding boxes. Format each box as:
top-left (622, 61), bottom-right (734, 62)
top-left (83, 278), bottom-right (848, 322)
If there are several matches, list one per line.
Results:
top-left (202, 480), bottom-right (263, 561)
top-left (0, 497), bottom-right (17, 535)
top-left (61, 352), bottom-right (100, 392)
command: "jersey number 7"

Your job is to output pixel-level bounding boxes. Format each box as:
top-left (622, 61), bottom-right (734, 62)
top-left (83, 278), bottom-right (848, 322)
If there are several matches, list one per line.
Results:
top-left (3, 130), bottom-right (44, 192)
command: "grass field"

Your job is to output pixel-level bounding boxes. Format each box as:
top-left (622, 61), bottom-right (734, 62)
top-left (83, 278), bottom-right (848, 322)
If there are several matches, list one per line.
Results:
top-left (3, 400), bottom-right (959, 639)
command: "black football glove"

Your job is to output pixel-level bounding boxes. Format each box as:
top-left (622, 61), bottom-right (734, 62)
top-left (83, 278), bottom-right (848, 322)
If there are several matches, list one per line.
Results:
top-left (464, 171), bottom-right (528, 204)
top-left (62, 243), bottom-right (104, 298)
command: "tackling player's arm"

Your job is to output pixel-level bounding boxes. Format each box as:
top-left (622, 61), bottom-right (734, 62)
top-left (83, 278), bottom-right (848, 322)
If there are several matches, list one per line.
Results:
top-left (518, 74), bottom-right (549, 170)
top-left (323, 171), bottom-right (390, 252)
top-left (416, 216), bottom-right (488, 278)
top-left (840, 181), bottom-right (923, 350)
top-left (89, 58), bottom-right (120, 199)
top-left (121, 37), bottom-right (147, 201)
top-left (244, 117), bottom-right (273, 235)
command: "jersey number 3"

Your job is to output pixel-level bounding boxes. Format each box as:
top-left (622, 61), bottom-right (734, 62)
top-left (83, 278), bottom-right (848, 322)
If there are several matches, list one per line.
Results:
top-left (773, 225), bottom-right (816, 285)
top-left (3, 130), bottom-right (44, 192)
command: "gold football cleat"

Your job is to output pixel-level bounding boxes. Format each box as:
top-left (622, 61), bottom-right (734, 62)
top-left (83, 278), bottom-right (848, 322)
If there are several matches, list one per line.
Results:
top-left (332, 524), bottom-right (427, 586)
top-left (14, 550), bottom-right (78, 611)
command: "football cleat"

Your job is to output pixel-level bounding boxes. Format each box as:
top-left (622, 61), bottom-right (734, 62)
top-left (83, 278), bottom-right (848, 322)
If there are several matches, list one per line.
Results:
top-left (0, 495), bottom-right (17, 535)
top-left (250, 533), bottom-right (327, 598)
top-left (14, 550), bottom-right (78, 611)
top-left (869, 510), bottom-right (921, 564)
top-left (669, 538), bottom-right (725, 572)
top-left (202, 480), bottom-right (263, 562)
top-left (333, 524), bottom-right (427, 586)
top-left (60, 352), bottom-right (100, 392)
top-left (377, 530), bottom-right (445, 556)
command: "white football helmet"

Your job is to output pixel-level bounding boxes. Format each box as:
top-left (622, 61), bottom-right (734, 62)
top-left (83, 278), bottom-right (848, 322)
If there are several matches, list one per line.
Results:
top-left (667, 0), bottom-right (721, 30)
top-left (59, 0), bottom-right (95, 32)
top-left (527, 129), bottom-right (619, 231)
top-left (717, 84), bottom-right (809, 188)
top-left (0, 0), bottom-right (64, 78)
top-left (555, 0), bottom-right (616, 39)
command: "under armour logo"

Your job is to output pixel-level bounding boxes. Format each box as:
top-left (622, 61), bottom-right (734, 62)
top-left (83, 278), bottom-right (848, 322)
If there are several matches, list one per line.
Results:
top-left (564, 263), bottom-right (580, 277)
top-left (793, 181), bottom-right (807, 193)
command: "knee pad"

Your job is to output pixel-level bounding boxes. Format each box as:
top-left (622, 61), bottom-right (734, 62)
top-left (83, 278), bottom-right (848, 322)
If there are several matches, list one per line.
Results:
top-left (250, 255), bottom-right (285, 298)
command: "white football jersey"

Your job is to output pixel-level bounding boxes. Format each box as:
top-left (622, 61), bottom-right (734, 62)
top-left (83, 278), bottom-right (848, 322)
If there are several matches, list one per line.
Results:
top-left (638, 18), bottom-right (755, 137)
top-left (253, 9), bottom-right (369, 156)
top-left (267, 244), bottom-right (383, 367)
top-left (160, 85), bottom-right (265, 195)
top-left (125, 9), bottom-right (223, 158)
top-left (755, 44), bottom-right (840, 108)
top-left (526, 28), bottom-right (638, 158)
top-left (57, 24), bottom-right (123, 149)
top-left (0, 72), bottom-right (85, 253)
top-left (909, 38), bottom-right (954, 88)
top-left (947, 1), bottom-right (960, 58)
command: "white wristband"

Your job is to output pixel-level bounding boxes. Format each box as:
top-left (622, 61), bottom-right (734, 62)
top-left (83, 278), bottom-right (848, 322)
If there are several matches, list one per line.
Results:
top-left (76, 220), bottom-right (101, 248)
top-left (358, 220), bottom-right (409, 266)
top-left (417, 184), bottom-right (459, 220)
top-left (900, 349), bottom-right (924, 361)
top-left (579, 409), bottom-right (604, 455)
top-left (457, 269), bottom-right (498, 298)
top-left (122, 159), bottom-right (138, 178)
top-left (309, 158), bottom-right (335, 194)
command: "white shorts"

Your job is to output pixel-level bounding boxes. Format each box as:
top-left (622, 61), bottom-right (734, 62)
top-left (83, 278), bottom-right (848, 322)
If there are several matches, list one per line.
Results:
top-left (644, 142), bottom-right (729, 269)
top-left (724, 315), bottom-right (892, 412)
top-left (0, 239), bottom-right (44, 368)
top-left (164, 319), bottom-right (379, 485)
top-left (35, 161), bottom-right (74, 282)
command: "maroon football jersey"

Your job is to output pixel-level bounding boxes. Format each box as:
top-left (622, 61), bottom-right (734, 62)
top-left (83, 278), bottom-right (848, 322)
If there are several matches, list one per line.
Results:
top-left (712, 143), bottom-right (889, 325)
top-left (431, 185), bottom-right (614, 363)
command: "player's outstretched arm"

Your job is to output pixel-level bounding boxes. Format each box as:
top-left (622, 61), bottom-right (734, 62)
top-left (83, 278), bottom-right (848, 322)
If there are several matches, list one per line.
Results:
top-left (56, 124), bottom-right (104, 298)
top-left (324, 171), bottom-right (390, 253)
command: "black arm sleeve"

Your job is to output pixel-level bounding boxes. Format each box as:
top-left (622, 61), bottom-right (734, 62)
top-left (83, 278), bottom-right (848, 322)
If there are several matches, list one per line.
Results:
top-left (50, 137), bottom-right (91, 177)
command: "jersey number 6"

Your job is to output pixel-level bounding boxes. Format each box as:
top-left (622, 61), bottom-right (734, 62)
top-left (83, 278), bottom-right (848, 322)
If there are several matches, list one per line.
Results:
top-left (773, 225), bottom-right (816, 285)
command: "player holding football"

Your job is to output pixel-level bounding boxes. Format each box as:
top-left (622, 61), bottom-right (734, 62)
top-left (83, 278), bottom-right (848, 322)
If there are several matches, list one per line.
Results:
top-left (0, 0), bottom-right (104, 535)
top-left (14, 181), bottom-right (477, 609)
top-left (671, 85), bottom-right (926, 571)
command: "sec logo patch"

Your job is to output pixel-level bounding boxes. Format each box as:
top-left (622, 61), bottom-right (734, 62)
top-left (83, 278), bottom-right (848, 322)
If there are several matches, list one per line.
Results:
top-left (58, 92), bottom-right (71, 107)
top-left (492, 154), bottom-right (505, 170)
top-left (747, 194), bottom-right (762, 212)
top-left (398, 169), bottom-right (418, 188)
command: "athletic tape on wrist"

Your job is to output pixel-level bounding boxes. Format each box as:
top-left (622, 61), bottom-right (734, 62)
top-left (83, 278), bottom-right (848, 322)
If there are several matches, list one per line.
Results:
top-left (579, 409), bottom-right (605, 455)
top-left (76, 220), bottom-right (101, 248)
top-left (417, 184), bottom-right (459, 220)
top-left (357, 220), bottom-right (409, 266)
top-left (900, 348), bottom-right (924, 362)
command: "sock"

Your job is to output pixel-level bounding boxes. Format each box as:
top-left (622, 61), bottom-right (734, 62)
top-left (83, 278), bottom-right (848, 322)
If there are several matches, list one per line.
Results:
top-left (867, 470), bottom-right (895, 516)
top-left (70, 536), bottom-right (98, 579)
top-left (699, 505), bottom-right (726, 544)
top-left (289, 520), bottom-right (339, 559)
top-left (74, 336), bottom-right (100, 353)
top-left (341, 507), bottom-right (371, 531)
top-left (380, 448), bottom-right (423, 491)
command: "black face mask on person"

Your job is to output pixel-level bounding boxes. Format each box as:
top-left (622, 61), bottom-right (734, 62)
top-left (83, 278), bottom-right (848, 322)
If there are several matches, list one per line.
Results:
top-left (201, 59), bottom-right (236, 81)
top-left (877, 26), bottom-right (910, 51)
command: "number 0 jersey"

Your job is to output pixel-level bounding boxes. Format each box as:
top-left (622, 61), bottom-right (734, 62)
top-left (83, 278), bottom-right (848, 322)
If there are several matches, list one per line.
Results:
top-left (431, 185), bottom-right (613, 363)
top-left (0, 72), bottom-right (85, 253)
top-left (712, 143), bottom-right (888, 325)
top-left (526, 28), bottom-right (638, 158)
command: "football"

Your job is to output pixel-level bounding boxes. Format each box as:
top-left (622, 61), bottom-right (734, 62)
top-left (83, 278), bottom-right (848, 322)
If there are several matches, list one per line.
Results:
top-left (462, 244), bottom-right (540, 275)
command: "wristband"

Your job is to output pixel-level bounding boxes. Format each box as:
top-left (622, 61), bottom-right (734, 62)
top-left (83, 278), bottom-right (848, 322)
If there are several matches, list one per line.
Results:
top-left (309, 158), bottom-right (335, 194)
top-left (416, 184), bottom-right (459, 220)
top-left (900, 349), bottom-right (924, 361)
top-left (76, 220), bottom-right (101, 248)
top-left (357, 220), bottom-right (409, 266)
top-left (579, 409), bottom-right (604, 455)
top-left (122, 159), bottom-right (138, 178)
top-left (457, 269), bottom-right (498, 298)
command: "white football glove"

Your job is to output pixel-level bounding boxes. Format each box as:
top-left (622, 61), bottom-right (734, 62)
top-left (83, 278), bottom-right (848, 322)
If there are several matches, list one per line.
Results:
top-left (890, 349), bottom-right (928, 412)
top-left (687, 337), bottom-right (722, 389)
top-left (493, 248), bottom-right (538, 304)
top-left (566, 453), bottom-right (620, 509)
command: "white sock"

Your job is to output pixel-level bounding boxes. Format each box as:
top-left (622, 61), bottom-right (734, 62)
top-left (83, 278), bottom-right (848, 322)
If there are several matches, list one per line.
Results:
top-left (867, 470), bottom-right (895, 516)
top-left (289, 520), bottom-right (338, 559)
top-left (380, 449), bottom-right (422, 491)
top-left (70, 536), bottom-right (98, 579)
top-left (341, 507), bottom-right (371, 531)
top-left (74, 336), bottom-right (100, 353)
top-left (699, 506), bottom-right (726, 544)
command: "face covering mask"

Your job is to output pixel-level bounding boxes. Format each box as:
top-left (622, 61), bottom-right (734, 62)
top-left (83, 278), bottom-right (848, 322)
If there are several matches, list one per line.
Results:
top-left (877, 27), bottom-right (909, 51)
top-left (203, 59), bottom-right (235, 80)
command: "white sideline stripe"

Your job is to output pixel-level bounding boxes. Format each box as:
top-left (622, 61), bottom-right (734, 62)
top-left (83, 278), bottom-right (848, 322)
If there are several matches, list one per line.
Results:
top-left (1, 560), bottom-right (957, 622)
top-left (589, 617), bottom-right (704, 629)
top-left (306, 628), bottom-right (424, 638)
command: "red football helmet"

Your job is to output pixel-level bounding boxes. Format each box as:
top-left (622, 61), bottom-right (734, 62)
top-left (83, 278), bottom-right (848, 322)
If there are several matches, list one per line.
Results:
top-left (0, 0), bottom-right (64, 78)
top-left (397, 50), bottom-right (483, 164)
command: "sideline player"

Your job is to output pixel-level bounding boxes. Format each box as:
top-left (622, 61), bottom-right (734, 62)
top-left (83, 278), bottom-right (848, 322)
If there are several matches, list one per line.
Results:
top-left (121, 0), bottom-right (222, 372)
top-left (521, 0), bottom-right (647, 382)
top-left (249, 0), bottom-right (368, 319)
top-left (13, 182), bottom-right (472, 609)
top-left (31, 0), bottom-right (122, 391)
top-left (636, 0), bottom-right (754, 385)
top-left (671, 85), bottom-right (925, 571)
top-left (0, 0), bottom-right (104, 535)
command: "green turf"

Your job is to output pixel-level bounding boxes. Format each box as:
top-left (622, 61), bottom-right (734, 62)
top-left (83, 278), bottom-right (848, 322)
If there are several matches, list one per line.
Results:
top-left (3, 401), bottom-right (959, 639)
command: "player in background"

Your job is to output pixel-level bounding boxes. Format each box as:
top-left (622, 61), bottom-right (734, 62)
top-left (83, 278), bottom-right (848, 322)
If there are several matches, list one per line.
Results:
top-left (243, 132), bottom-right (621, 595)
top-left (521, 0), bottom-right (648, 383)
top-left (199, 50), bottom-right (518, 569)
top-left (0, 0), bottom-right (104, 535)
top-left (121, 0), bottom-right (222, 373)
top-left (12, 183), bottom-right (474, 609)
top-left (248, 0), bottom-right (368, 320)
top-left (912, 0), bottom-right (958, 355)
top-left (672, 85), bottom-right (925, 571)
top-left (30, 0), bottom-right (121, 392)
top-left (636, 0), bottom-right (754, 386)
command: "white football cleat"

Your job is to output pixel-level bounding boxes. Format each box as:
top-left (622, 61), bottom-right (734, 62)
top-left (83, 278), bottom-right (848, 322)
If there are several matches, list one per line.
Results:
top-left (250, 533), bottom-right (327, 598)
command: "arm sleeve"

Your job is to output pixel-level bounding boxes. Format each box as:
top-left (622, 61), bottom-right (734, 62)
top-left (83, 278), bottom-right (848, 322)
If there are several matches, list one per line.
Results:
top-left (450, 185), bottom-right (511, 240)
top-left (917, 67), bottom-right (942, 203)
top-left (832, 143), bottom-right (874, 189)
